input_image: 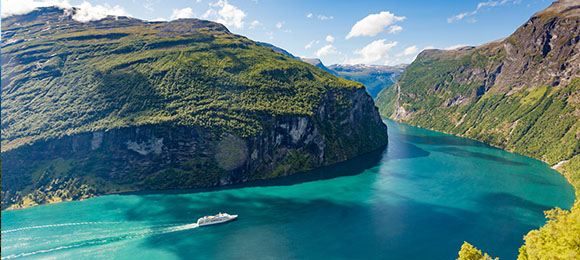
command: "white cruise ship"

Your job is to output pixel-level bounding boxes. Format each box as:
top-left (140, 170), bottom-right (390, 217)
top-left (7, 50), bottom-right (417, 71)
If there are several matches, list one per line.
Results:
top-left (197, 213), bottom-right (238, 226)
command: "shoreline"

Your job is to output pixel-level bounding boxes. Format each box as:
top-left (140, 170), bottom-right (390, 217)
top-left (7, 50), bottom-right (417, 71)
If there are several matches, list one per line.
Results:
top-left (5, 122), bottom-right (577, 216)
top-left (2, 143), bottom-right (389, 212)
top-left (395, 119), bottom-right (580, 214)
top-left (406, 122), bottom-right (578, 191)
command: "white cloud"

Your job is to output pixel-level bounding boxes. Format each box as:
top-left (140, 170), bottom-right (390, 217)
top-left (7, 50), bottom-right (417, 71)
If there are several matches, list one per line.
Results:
top-left (143, 1), bottom-right (154, 12)
top-left (447, 0), bottom-right (514, 23)
top-left (447, 11), bottom-right (475, 23)
top-left (316, 44), bottom-right (338, 57)
top-left (249, 20), bottom-right (260, 29)
top-left (346, 39), bottom-right (398, 64)
top-left (71, 1), bottom-right (130, 22)
top-left (275, 21), bottom-right (291, 32)
top-left (1, 0), bottom-right (130, 22)
top-left (325, 35), bottom-right (335, 43)
top-left (306, 13), bottom-right (333, 20)
top-left (305, 40), bottom-right (319, 49)
top-left (387, 25), bottom-right (403, 34)
top-left (317, 14), bottom-right (333, 20)
top-left (346, 11), bottom-right (405, 39)
top-left (445, 44), bottom-right (469, 50)
top-left (396, 45), bottom-right (419, 57)
top-left (150, 17), bottom-right (167, 22)
top-left (202, 0), bottom-right (246, 29)
top-left (170, 7), bottom-right (194, 20)
top-left (1, 0), bottom-right (70, 18)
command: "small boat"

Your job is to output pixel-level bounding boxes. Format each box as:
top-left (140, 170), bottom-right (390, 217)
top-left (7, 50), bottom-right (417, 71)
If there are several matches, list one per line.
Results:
top-left (197, 213), bottom-right (238, 226)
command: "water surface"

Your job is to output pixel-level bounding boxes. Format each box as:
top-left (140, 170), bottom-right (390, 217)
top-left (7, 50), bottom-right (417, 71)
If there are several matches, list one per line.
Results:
top-left (2, 120), bottom-right (575, 259)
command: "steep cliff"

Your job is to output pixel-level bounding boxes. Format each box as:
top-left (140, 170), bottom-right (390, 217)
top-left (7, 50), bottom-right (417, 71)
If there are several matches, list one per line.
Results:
top-left (376, 1), bottom-right (580, 258)
top-left (1, 7), bottom-right (388, 210)
top-left (378, 0), bottom-right (579, 168)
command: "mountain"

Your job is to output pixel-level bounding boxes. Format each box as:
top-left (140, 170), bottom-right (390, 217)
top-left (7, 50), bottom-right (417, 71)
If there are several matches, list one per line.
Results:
top-left (257, 42), bottom-right (406, 98)
top-left (0, 7), bottom-right (388, 210)
top-left (257, 41), bottom-right (298, 59)
top-left (300, 58), bottom-right (336, 75)
top-left (328, 64), bottom-right (407, 98)
top-left (376, 0), bottom-right (579, 258)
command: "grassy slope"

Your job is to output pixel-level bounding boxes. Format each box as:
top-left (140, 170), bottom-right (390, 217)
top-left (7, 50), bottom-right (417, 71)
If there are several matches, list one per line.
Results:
top-left (375, 2), bottom-right (580, 258)
top-left (1, 8), bottom-right (390, 210)
top-left (1, 9), bottom-right (362, 152)
top-left (391, 53), bottom-right (580, 260)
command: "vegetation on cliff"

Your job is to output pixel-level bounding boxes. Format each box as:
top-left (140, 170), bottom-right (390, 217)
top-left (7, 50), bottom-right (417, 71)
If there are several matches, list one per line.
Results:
top-left (1, 7), bottom-right (364, 149)
top-left (1, 7), bottom-right (388, 210)
top-left (457, 242), bottom-right (498, 260)
top-left (377, 0), bottom-right (580, 258)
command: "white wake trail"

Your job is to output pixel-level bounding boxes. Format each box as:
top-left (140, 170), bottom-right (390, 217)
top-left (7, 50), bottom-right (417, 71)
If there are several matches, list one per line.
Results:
top-left (1, 222), bottom-right (123, 234)
top-left (1, 223), bottom-right (200, 259)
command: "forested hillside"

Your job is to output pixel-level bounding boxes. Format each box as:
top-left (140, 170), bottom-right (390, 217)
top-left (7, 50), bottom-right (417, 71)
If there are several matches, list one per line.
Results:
top-left (376, 0), bottom-right (580, 258)
top-left (1, 7), bottom-right (388, 210)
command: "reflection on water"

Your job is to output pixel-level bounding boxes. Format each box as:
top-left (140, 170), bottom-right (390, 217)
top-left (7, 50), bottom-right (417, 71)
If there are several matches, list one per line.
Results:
top-left (433, 147), bottom-right (527, 166)
top-left (1, 120), bottom-right (575, 260)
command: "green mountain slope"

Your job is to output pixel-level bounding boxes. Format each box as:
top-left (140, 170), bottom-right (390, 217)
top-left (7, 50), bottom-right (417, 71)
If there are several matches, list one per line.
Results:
top-left (1, 7), bottom-right (388, 210)
top-left (376, 0), bottom-right (580, 259)
top-left (256, 42), bottom-right (406, 98)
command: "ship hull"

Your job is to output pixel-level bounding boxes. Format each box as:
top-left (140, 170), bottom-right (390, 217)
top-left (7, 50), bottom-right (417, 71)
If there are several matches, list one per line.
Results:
top-left (198, 215), bottom-right (238, 226)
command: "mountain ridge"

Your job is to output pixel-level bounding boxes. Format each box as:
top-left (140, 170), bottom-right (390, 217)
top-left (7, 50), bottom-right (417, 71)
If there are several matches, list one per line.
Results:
top-left (1, 7), bottom-right (388, 210)
top-left (376, 0), bottom-right (580, 258)
top-left (257, 42), bottom-right (406, 98)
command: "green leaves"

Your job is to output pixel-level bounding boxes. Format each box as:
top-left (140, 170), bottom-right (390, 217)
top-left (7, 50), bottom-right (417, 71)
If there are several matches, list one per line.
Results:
top-left (1, 14), bottom-right (357, 149)
top-left (457, 242), bottom-right (498, 260)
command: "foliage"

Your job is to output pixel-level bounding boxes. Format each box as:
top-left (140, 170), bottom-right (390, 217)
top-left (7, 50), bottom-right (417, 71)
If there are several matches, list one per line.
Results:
top-left (374, 84), bottom-right (397, 117)
top-left (1, 8), bottom-right (387, 210)
top-left (518, 156), bottom-right (580, 260)
top-left (1, 8), bottom-right (362, 151)
top-left (376, 7), bottom-right (580, 259)
top-left (457, 242), bottom-right (498, 260)
top-left (518, 203), bottom-right (580, 260)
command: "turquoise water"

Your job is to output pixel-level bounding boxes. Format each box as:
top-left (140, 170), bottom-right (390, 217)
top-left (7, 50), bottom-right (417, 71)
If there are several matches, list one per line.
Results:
top-left (2, 120), bottom-right (576, 260)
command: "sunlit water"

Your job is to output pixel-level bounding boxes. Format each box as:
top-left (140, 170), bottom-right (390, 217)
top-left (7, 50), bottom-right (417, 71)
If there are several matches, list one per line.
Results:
top-left (2, 120), bottom-right (575, 259)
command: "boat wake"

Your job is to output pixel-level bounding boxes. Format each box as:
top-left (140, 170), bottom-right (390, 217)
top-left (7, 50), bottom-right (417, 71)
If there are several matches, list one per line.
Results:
top-left (1, 223), bottom-right (200, 259)
top-left (1, 222), bottom-right (123, 234)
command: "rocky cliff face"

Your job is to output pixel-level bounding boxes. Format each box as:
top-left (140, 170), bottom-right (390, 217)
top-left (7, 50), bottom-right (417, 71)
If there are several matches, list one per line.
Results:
top-left (377, 0), bottom-right (580, 167)
top-left (2, 87), bottom-right (385, 210)
top-left (376, 2), bottom-right (580, 258)
top-left (1, 7), bottom-right (387, 210)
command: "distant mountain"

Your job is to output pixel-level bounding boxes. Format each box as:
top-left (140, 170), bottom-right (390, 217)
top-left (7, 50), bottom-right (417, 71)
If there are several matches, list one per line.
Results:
top-left (376, 0), bottom-right (580, 258)
top-left (328, 64), bottom-right (407, 98)
top-left (1, 7), bottom-right (388, 210)
top-left (258, 42), bottom-right (406, 98)
top-left (257, 41), bottom-right (298, 59)
top-left (300, 58), bottom-right (336, 75)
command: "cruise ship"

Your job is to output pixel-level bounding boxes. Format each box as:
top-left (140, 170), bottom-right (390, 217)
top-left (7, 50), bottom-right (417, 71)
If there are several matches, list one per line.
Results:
top-left (197, 213), bottom-right (238, 226)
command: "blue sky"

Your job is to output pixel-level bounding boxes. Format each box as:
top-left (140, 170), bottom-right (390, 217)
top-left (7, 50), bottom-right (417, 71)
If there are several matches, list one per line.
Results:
top-left (2, 0), bottom-right (553, 65)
